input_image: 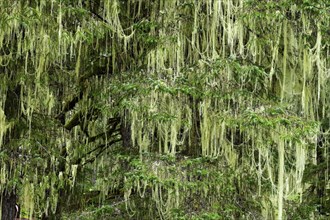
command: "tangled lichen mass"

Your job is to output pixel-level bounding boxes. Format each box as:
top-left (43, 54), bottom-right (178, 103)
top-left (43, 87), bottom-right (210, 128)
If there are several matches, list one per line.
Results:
top-left (0, 0), bottom-right (329, 219)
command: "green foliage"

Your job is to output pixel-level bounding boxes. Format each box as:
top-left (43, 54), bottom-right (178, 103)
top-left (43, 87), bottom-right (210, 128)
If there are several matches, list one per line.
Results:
top-left (0, 0), bottom-right (329, 219)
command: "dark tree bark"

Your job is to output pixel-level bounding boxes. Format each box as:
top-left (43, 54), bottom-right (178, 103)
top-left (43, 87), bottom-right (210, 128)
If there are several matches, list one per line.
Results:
top-left (316, 121), bottom-right (329, 215)
top-left (1, 191), bottom-right (17, 220)
top-left (120, 110), bottom-right (132, 148)
top-left (188, 96), bottom-right (201, 157)
top-left (1, 86), bottom-right (21, 220)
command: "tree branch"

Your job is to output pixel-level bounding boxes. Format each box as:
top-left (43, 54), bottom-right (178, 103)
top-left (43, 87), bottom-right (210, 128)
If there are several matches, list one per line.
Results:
top-left (81, 138), bottom-right (122, 165)
top-left (88, 118), bottom-right (120, 142)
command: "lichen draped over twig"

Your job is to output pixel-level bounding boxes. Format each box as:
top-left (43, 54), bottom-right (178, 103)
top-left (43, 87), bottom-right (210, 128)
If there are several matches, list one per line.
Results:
top-left (0, 0), bottom-right (329, 219)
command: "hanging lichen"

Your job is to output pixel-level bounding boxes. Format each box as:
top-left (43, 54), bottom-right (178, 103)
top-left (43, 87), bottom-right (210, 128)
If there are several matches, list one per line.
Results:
top-left (0, 0), bottom-right (329, 219)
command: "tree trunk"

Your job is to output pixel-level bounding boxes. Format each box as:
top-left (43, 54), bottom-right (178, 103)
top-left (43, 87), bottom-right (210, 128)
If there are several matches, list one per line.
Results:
top-left (316, 123), bottom-right (327, 215)
top-left (121, 122), bottom-right (132, 148)
top-left (188, 97), bottom-right (201, 157)
top-left (2, 86), bottom-right (21, 219)
top-left (1, 190), bottom-right (17, 220)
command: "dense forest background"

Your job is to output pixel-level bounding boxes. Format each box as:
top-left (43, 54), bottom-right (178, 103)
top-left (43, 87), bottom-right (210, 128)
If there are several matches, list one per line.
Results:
top-left (0, 0), bottom-right (329, 219)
